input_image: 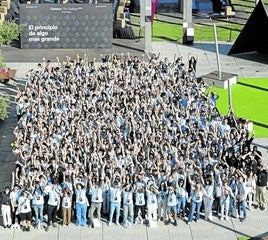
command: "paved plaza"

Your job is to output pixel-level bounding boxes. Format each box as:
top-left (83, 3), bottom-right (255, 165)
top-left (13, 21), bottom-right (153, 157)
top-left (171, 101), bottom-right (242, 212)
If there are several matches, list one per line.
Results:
top-left (0, 22), bottom-right (268, 240)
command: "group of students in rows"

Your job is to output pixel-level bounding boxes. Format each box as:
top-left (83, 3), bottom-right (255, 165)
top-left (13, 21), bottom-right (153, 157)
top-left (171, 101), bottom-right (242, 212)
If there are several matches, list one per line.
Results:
top-left (0, 154), bottom-right (267, 231)
top-left (1, 51), bottom-right (267, 232)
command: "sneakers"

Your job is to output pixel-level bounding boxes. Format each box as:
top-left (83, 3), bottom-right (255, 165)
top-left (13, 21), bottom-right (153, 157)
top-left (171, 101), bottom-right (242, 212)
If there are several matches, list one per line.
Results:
top-left (45, 226), bottom-right (49, 232)
top-left (174, 220), bottom-right (178, 226)
top-left (108, 222), bottom-right (111, 227)
top-left (187, 222), bottom-right (191, 225)
top-left (240, 218), bottom-right (247, 222)
top-left (52, 223), bottom-right (57, 228)
top-left (116, 221), bottom-right (120, 226)
top-left (38, 222), bottom-right (41, 230)
top-left (26, 226), bottom-right (30, 232)
top-left (165, 220), bottom-right (171, 225)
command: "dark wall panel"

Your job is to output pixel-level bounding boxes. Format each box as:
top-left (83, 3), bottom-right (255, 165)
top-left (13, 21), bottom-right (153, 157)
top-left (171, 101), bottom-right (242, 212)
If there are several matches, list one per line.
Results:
top-left (20, 4), bottom-right (113, 49)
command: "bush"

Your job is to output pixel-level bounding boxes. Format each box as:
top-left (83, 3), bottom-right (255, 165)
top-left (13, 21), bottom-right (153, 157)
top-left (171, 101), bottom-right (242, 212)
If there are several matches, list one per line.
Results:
top-left (0, 94), bottom-right (9, 120)
top-left (0, 20), bottom-right (21, 46)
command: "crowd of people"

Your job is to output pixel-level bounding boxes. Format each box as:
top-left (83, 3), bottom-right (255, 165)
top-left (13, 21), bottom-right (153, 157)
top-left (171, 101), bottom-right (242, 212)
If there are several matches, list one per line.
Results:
top-left (0, 51), bottom-right (267, 232)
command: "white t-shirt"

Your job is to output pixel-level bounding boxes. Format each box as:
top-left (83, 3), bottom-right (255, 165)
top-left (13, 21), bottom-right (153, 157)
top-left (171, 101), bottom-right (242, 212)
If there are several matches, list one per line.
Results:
top-left (18, 195), bottom-right (32, 213)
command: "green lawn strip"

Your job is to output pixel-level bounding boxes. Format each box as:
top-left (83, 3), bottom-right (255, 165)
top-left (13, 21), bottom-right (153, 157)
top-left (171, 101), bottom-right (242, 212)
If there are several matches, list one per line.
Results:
top-left (151, 21), bottom-right (242, 42)
top-left (238, 78), bottom-right (268, 89)
top-left (208, 82), bottom-right (268, 137)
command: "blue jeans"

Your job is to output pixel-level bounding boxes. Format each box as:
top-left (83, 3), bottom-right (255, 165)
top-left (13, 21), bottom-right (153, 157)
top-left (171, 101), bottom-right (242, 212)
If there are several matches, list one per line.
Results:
top-left (177, 197), bottom-right (186, 217)
top-left (229, 197), bottom-right (237, 216)
top-left (122, 204), bottom-right (134, 224)
top-left (76, 203), bottom-right (87, 226)
top-left (102, 193), bottom-right (110, 214)
top-left (188, 201), bottom-right (202, 222)
top-left (109, 202), bottom-right (120, 223)
top-left (33, 204), bottom-right (44, 224)
top-left (237, 200), bottom-right (247, 220)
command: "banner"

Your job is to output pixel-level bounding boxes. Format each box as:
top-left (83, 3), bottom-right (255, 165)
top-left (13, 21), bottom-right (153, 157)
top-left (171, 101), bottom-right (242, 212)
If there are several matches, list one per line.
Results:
top-left (20, 4), bottom-right (113, 49)
top-left (151, 0), bottom-right (158, 22)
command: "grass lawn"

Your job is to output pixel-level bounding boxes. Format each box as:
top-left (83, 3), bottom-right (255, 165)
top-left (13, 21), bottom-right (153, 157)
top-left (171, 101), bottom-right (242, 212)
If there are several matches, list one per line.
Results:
top-left (208, 78), bottom-right (268, 137)
top-left (152, 22), bottom-right (242, 42)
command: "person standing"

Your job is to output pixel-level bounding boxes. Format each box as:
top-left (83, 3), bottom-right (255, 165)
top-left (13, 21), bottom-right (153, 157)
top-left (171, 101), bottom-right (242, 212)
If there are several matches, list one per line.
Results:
top-left (236, 175), bottom-right (247, 222)
top-left (44, 181), bottom-right (61, 231)
top-left (176, 179), bottom-right (187, 221)
top-left (188, 182), bottom-right (213, 224)
top-left (146, 183), bottom-right (159, 222)
top-left (203, 176), bottom-right (214, 221)
top-left (220, 180), bottom-right (234, 221)
top-left (10, 184), bottom-right (22, 229)
top-left (74, 181), bottom-right (88, 227)
top-left (17, 189), bottom-right (33, 232)
top-left (165, 183), bottom-right (178, 226)
top-left (157, 180), bottom-right (167, 222)
top-left (0, 186), bottom-right (12, 228)
top-left (102, 175), bottom-right (111, 217)
top-left (229, 174), bottom-right (238, 218)
top-left (89, 179), bottom-right (103, 227)
top-left (108, 180), bottom-right (122, 226)
top-left (255, 160), bottom-right (268, 210)
top-left (61, 187), bottom-right (72, 226)
top-left (244, 170), bottom-right (256, 211)
top-left (188, 53), bottom-right (198, 72)
top-left (122, 183), bottom-right (134, 228)
top-left (31, 181), bottom-right (45, 230)
top-left (134, 184), bottom-right (146, 225)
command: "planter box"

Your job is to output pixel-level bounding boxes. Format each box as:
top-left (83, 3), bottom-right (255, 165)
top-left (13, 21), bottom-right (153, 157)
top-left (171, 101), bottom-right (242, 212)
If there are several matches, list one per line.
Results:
top-left (0, 68), bottom-right (17, 84)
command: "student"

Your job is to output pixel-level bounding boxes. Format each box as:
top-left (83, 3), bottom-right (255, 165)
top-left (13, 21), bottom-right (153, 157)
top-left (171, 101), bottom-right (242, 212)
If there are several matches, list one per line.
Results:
top-left (108, 180), bottom-right (122, 226)
top-left (188, 182), bottom-right (213, 224)
top-left (255, 160), bottom-right (268, 210)
top-left (134, 184), bottom-right (146, 225)
top-left (31, 181), bottom-right (45, 229)
top-left (73, 180), bottom-right (88, 227)
top-left (157, 180), bottom-right (167, 222)
top-left (10, 184), bottom-right (22, 229)
top-left (17, 189), bottom-right (33, 232)
top-left (236, 175), bottom-right (247, 222)
top-left (0, 186), bottom-right (12, 228)
top-left (44, 181), bottom-right (61, 231)
top-left (176, 179), bottom-right (187, 220)
top-left (146, 183), bottom-right (159, 222)
top-left (61, 187), bottom-right (73, 226)
top-left (220, 179), bottom-right (234, 220)
top-left (203, 175), bottom-right (214, 221)
top-left (165, 183), bottom-right (178, 226)
top-left (122, 183), bottom-right (134, 228)
top-left (89, 178), bottom-right (103, 227)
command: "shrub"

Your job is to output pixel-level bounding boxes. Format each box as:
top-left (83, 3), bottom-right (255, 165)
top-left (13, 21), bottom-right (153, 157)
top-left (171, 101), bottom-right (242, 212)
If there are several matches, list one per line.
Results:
top-left (0, 94), bottom-right (9, 120)
top-left (0, 20), bottom-right (21, 46)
